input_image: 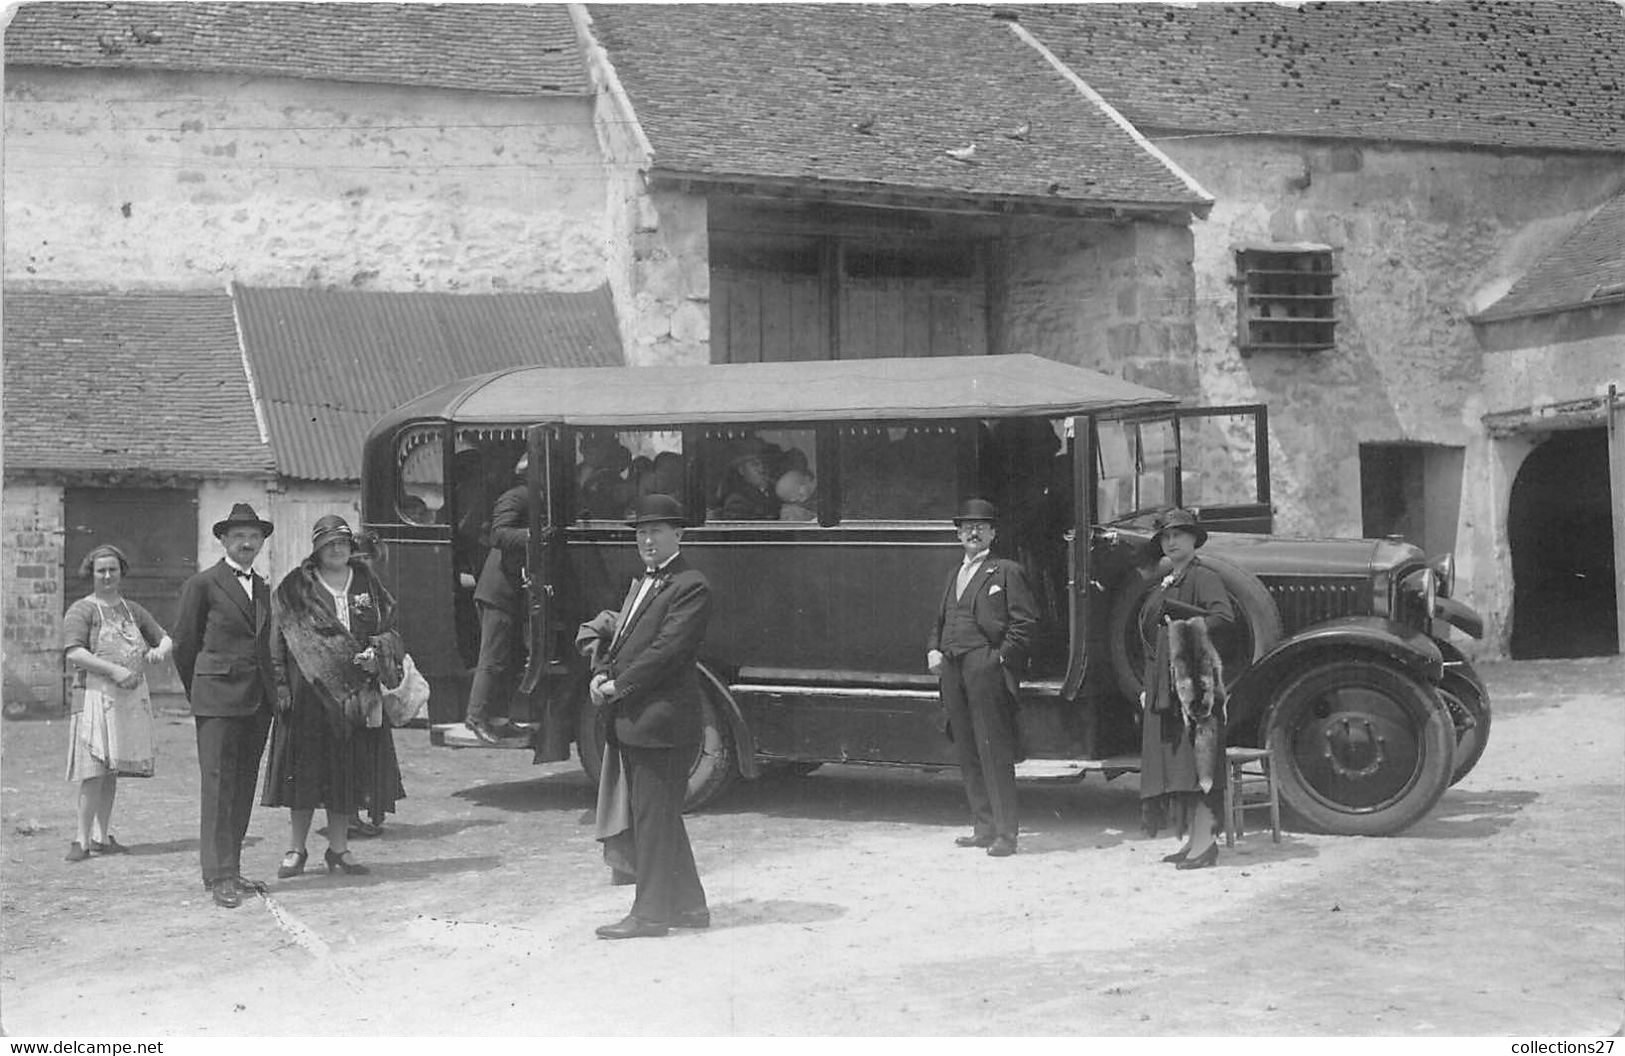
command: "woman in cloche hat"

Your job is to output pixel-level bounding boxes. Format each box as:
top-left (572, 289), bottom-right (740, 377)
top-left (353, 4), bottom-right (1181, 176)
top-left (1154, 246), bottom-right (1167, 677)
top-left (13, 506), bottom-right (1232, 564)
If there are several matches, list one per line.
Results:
top-left (1138, 508), bottom-right (1233, 870)
top-left (263, 515), bottom-right (403, 878)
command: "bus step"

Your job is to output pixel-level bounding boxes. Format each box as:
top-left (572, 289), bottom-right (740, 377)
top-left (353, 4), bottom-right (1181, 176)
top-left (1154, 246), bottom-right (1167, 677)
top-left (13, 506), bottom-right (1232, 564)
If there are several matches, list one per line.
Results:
top-left (429, 722), bottom-right (537, 749)
top-left (1014, 756), bottom-right (1141, 781)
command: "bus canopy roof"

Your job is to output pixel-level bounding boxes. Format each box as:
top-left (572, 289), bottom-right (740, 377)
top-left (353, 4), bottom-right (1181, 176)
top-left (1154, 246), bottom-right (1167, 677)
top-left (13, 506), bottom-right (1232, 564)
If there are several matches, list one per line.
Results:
top-left (382, 354), bottom-right (1176, 430)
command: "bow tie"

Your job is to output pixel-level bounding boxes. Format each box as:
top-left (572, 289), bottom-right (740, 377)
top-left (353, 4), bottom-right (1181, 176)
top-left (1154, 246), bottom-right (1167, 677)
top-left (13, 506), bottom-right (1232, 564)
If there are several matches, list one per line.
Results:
top-left (232, 568), bottom-right (255, 581)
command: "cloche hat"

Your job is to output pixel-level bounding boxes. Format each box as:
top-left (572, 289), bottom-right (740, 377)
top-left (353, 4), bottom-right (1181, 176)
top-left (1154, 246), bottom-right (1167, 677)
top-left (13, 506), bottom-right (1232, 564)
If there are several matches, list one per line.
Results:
top-left (1151, 508), bottom-right (1208, 548)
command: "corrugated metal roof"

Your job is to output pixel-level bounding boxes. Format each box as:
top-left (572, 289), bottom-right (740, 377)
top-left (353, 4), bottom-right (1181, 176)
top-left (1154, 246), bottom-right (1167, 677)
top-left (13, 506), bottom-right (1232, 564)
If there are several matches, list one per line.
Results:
top-left (586, 4), bottom-right (1208, 213)
top-left (379, 354), bottom-right (1176, 430)
top-left (234, 285), bottom-right (623, 482)
top-left (1475, 191), bottom-right (1625, 321)
top-left (1021, 2), bottom-right (1625, 154)
top-left (2, 288), bottom-right (273, 476)
top-left (3, 2), bottom-right (590, 96)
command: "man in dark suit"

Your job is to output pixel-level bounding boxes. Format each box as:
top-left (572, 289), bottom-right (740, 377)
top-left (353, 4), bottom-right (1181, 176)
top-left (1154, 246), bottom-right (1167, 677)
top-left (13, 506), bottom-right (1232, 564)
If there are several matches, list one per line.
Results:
top-left (582, 494), bottom-right (712, 939)
top-left (465, 455), bottom-right (532, 744)
top-left (927, 498), bottom-right (1039, 858)
top-left (174, 503), bottom-right (277, 908)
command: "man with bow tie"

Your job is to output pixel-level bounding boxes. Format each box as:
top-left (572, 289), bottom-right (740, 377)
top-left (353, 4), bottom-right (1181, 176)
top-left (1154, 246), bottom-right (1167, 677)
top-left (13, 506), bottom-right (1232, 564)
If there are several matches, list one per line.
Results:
top-left (578, 494), bottom-right (713, 939)
top-left (174, 503), bottom-right (279, 908)
top-left (927, 498), bottom-right (1039, 858)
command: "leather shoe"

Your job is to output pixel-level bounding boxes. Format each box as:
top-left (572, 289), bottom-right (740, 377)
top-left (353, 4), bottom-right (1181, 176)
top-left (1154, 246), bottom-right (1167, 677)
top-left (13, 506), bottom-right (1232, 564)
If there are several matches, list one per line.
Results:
top-left (986, 836), bottom-right (1017, 858)
top-left (1161, 848), bottom-right (1190, 864)
top-left (1176, 845), bottom-right (1218, 870)
top-left (954, 834), bottom-right (995, 849)
top-left (234, 874), bottom-right (268, 894)
top-left (209, 878), bottom-right (241, 909)
top-left (464, 718), bottom-right (501, 745)
top-left (595, 914), bottom-right (669, 940)
top-left (669, 909), bottom-right (711, 929)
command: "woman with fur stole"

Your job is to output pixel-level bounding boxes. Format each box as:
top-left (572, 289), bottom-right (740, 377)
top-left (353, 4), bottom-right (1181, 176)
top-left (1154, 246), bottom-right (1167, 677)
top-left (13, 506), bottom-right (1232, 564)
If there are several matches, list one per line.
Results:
top-left (1139, 509), bottom-right (1234, 870)
top-left (263, 515), bottom-right (404, 878)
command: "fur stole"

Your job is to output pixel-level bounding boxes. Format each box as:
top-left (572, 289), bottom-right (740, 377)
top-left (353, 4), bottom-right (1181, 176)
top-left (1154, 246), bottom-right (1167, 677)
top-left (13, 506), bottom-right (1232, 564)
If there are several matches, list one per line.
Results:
top-left (274, 559), bottom-right (402, 734)
top-left (1167, 616), bottom-right (1226, 792)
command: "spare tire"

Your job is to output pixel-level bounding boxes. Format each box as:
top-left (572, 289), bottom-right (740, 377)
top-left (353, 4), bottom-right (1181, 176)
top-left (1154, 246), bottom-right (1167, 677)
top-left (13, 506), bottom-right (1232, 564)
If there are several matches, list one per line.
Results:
top-left (1107, 554), bottom-right (1283, 702)
top-left (576, 663), bottom-right (738, 813)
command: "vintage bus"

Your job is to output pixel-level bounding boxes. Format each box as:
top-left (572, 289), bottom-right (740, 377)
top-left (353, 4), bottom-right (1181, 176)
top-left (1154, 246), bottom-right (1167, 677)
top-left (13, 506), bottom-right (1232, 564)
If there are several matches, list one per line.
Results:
top-left (360, 354), bottom-right (1489, 836)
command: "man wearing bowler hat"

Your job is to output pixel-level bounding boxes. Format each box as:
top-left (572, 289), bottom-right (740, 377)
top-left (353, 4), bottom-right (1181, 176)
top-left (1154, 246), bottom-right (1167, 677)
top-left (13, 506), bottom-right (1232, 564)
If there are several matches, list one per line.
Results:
top-left (927, 498), bottom-right (1039, 857)
top-left (578, 494), bottom-right (712, 939)
top-left (174, 502), bottom-right (278, 908)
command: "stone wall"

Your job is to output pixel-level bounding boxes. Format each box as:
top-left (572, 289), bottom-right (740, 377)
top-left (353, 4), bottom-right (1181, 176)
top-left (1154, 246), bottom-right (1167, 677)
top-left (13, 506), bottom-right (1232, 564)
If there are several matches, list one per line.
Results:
top-left (993, 215), bottom-right (1199, 392)
top-left (4, 68), bottom-right (606, 293)
top-left (1, 482), bottom-right (66, 713)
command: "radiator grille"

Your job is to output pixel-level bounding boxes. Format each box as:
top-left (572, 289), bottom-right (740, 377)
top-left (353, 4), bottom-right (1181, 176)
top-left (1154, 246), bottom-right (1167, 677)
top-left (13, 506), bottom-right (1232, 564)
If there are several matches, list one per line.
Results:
top-left (1262, 577), bottom-right (1368, 633)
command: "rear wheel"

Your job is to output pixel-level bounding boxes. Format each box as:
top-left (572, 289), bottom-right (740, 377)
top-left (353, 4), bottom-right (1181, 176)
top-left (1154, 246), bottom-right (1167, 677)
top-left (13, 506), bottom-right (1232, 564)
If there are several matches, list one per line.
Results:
top-left (1265, 659), bottom-right (1455, 835)
top-left (575, 667), bottom-right (738, 813)
top-left (1439, 671), bottom-right (1491, 786)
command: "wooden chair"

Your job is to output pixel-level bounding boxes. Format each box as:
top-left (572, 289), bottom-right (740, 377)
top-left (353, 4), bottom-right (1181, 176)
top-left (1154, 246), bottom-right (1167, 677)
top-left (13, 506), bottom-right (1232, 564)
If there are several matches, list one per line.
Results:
top-left (1223, 746), bottom-right (1281, 846)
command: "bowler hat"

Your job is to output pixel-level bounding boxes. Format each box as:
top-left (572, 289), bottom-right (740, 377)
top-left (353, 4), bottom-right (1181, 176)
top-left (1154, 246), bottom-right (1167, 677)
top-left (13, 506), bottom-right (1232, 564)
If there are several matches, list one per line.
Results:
top-left (952, 498), bottom-right (999, 525)
top-left (212, 502), bottom-right (274, 539)
top-left (626, 493), bottom-right (686, 527)
top-left (310, 514), bottom-right (354, 552)
top-left (1151, 508), bottom-right (1208, 548)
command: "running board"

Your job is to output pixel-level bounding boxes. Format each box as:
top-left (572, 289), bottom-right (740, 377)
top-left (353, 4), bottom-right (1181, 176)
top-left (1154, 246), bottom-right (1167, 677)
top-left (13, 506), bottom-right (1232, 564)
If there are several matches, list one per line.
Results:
top-left (429, 722), bottom-right (537, 749)
top-left (1014, 756), bottom-right (1141, 780)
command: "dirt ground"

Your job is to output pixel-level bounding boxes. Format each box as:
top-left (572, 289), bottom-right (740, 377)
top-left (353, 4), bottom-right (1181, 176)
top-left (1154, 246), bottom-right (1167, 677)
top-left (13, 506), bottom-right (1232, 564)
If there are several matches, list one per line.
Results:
top-left (2, 656), bottom-right (1621, 1038)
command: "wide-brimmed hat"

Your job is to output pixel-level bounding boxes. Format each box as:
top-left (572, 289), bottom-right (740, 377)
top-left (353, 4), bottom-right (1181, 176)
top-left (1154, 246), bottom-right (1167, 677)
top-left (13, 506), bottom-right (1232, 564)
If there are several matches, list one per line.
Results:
top-left (311, 514), bottom-right (354, 552)
top-left (212, 502), bottom-right (274, 539)
top-left (626, 493), bottom-right (686, 527)
top-left (952, 498), bottom-right (999, 525)
top-left (1152, 508), bottom-right (1208, 548)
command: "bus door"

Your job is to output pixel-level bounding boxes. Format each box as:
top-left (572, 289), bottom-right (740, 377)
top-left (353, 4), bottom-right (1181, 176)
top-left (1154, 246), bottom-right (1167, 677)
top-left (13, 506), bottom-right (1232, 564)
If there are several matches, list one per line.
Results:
top-left (520, 423), bottom-right (571, 759)
top-left (1062, 414), bottom-right (1093, 701)
top-left (1171, 404), bottom-right (1272, 534)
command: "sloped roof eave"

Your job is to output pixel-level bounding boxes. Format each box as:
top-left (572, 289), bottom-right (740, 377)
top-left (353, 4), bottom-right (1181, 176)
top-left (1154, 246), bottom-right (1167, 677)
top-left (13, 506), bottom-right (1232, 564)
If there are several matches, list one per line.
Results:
top-left (647, 166), bottom-right (1209, 221)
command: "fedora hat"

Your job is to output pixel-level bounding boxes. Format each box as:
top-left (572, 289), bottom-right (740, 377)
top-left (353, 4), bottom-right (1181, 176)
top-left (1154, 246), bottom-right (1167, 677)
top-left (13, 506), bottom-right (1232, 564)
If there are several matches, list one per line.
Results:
top-left (212, 502), bottom-right (274, 539)
top-left (626, 493), bottom-right (686, 528)
top-left (952, 498), bottom-right (999, 525)
top-left (1151, 508), bottom-right (1208, 548)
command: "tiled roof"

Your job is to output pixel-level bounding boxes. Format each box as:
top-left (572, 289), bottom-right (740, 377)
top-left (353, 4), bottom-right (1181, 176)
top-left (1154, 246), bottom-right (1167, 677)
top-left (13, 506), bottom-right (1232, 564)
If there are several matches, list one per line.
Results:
top-left (2, 289), bottom-right (273, 477)
top-left (3, 2), bottom-right (589, 96)
top-left (586, 4), bottom-right (1208, 212)
top-left (233, 284), bottom-right (623, 482)
top-left (1020, 2), bottom-right (1625, 153)
top-left (1475, 191), bottom-right (1625, 321)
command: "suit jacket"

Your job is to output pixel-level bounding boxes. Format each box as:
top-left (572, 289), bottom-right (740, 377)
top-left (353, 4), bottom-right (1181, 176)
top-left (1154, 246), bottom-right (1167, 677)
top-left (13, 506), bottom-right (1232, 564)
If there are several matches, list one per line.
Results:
top-left (473, 484), bottom-right (530, 613)
top-left (927, 554), bottom-right (1039, 673)
top-left (592, 554), bottom-right (712, 749)
top-left (174, 560), bottom-right (275, 717)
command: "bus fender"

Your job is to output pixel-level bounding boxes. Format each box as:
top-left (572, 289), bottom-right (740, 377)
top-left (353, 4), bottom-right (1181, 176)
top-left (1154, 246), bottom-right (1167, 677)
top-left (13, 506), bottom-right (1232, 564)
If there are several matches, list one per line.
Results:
top-left (1225, 617), bottom-right (1444, 741)
top-left (696, 662), bottom-right (760, 779)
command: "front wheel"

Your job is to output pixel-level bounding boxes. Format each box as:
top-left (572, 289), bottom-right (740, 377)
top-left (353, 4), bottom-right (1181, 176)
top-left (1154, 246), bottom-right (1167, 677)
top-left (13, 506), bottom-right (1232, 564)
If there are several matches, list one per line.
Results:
top-left (1439, 670), bottom-right (1491, 786)
top-left (1265, 660), bottom-right (1455, 836)
top-left (575, 668), bottom-right (738, 813)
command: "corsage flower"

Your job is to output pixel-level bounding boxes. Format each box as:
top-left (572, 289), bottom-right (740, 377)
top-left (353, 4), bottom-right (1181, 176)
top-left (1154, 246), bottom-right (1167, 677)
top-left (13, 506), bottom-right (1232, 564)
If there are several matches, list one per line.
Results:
top-left (354, 592), bottom-right (374, 610)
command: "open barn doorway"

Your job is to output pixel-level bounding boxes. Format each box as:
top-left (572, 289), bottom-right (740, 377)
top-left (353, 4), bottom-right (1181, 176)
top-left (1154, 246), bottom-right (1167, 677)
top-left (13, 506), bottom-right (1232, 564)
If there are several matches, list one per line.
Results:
top-left (1508, 428), bottom-right (1618, 658)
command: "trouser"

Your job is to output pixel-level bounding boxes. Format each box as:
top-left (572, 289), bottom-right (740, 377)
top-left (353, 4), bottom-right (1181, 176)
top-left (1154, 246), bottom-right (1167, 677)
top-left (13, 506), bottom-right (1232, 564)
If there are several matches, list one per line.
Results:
top-left (622, 743), bottom-right (707, 924)
top-left (195, 710), bottom-right (271, 882)
top-left (466, 601), bottom-right (519, 722)
top-left (940, 647), bottom-right (1020, 841)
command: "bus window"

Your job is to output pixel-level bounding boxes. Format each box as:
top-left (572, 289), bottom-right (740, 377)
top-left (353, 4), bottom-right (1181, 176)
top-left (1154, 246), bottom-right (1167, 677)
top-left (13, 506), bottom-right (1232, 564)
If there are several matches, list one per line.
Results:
top-left (1138, 418), bottom-right (1178, 510)
top-left (703, 428), bottom-right (818, 522)
top-left (397, 426), bottom-right (446, 525)
top-left (576, 429), bottom-right (684, 522)
top-left (837, 423), bottom-right (959, 521)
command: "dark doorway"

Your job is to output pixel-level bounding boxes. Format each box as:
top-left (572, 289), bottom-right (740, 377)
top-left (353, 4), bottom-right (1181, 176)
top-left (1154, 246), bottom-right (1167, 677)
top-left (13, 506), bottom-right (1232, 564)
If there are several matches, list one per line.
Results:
top-left (1360, 442), bottom-right (1464, 558)
top-left (1507, 429), bottom-right (1618, 658)
top-left (63, 487), bottom-right (199, 692)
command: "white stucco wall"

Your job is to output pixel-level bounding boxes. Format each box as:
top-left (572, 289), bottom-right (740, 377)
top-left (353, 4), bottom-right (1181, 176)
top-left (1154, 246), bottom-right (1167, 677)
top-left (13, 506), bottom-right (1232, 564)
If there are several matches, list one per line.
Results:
top-left (4, 68), bottom-right (606, 293)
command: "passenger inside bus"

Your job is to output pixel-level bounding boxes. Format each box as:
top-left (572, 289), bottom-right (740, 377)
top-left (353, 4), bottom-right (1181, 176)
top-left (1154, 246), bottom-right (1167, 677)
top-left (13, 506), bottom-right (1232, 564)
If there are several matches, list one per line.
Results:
top-left (577, 435), bottom-right (635, 520)
top-left (718, 440), bottom-right (780, 520)
top-left (775, 468), bottom-right (817, 521)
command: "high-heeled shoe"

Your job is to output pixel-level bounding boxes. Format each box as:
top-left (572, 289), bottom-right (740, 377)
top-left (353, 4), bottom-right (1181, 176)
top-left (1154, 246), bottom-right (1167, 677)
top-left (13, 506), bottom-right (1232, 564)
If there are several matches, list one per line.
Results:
top-left (324, 848), bottom-right (370, 875)
top-left (277, 849), bottom-right (308, 878)
top-left (1161, 847), bottom-right (1191, 863)
top-left (1176, 844), bottom-right (1218, 870)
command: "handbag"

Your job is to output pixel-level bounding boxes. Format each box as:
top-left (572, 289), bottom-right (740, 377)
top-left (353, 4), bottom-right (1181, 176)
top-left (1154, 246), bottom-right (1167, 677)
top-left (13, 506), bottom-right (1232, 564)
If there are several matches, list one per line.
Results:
top-left (381, 653), bottom-right (431, 727)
